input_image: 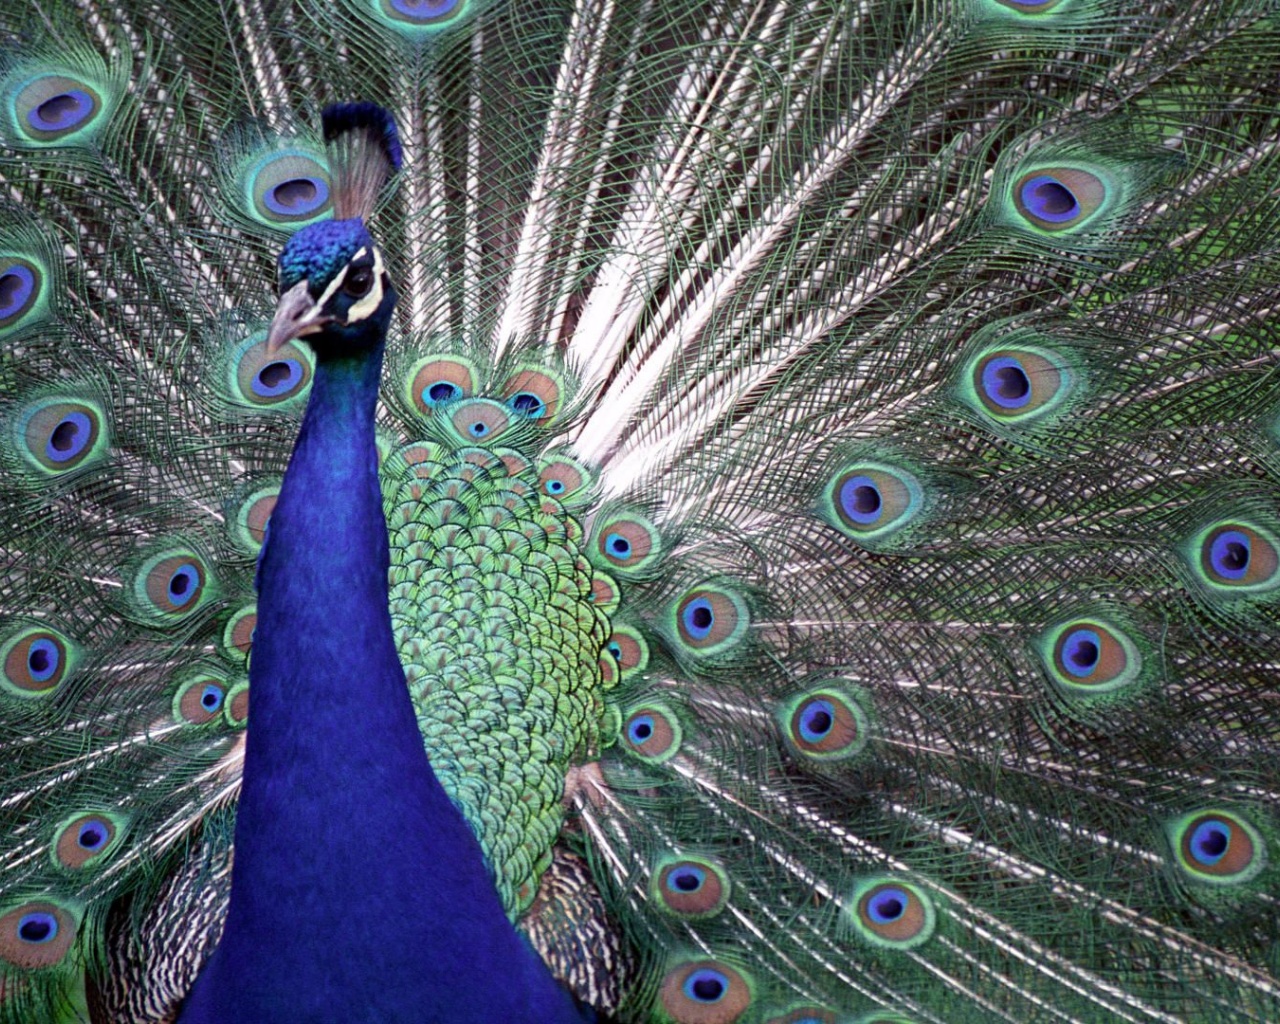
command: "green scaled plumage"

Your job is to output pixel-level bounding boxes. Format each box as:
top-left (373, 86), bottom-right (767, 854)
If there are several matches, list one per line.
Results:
top-left (2, 0), bottom-right (1280, 1021)
top-left (384, 429), bottom-right (611, 914)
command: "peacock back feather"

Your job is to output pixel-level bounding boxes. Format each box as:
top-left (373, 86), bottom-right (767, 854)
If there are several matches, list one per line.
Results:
top-left (2, 0), bottom-right (1280, 1020)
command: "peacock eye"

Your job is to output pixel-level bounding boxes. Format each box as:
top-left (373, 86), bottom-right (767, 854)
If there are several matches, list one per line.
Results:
top-left (343, 265), bottom-right (374, 297)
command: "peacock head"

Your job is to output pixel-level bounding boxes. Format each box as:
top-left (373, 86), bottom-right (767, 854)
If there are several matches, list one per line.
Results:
top-left (266, 218), bottom-right (398, 359)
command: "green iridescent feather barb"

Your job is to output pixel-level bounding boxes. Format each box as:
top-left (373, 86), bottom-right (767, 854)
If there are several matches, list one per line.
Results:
top-left (1, 0), bottom-right (1279, 1020)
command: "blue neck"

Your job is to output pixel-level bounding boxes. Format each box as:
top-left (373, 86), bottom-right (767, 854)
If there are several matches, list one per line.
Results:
top-left (180, 341), bottom-right (588, 1023)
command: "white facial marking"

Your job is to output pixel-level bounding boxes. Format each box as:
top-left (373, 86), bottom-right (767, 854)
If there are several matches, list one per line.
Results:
top-left (345, 249), bottom-right (386, 324)
top-left (312, 246), bottom-right (384, 324)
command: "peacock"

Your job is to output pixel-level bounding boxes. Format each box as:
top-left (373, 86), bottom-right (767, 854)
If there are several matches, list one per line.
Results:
top-left (1, 0), bottom-right (1279, 1019)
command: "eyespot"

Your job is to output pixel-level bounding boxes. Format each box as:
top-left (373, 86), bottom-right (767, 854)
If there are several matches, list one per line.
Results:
top-left (652, 855), bottom-right (731, 919)
top-left (224, 680), bottom-right (250, 729)
top-left (501, 369), bottom-right (562, 425)
top-left (849, 878), bottom-right (936, 949)
top-left (11, 73), bottom-right (106, 145)
top-left (343, 264), bottom-right (374, 298)
top-left (779, 687), bottom-right (869, 761)
top-left (0, 902), bottom-right (77, 969)
top-left (223, 605), bottom-right (258, 663)
top-left (407, 356), bottom-right (477, 414)
top-left (960, 344), bottom-right (1076, 427)
top-left (174, 673), bottom-right (230, 725)
top-left (2, 626), bottom-right (76, 698)
top-left (0, 257), bottom-right (44, 331)
top-left (605, 627), bottom-right (650, 678)
top-left (376, 0), bottom-right (465, 32)
top-left (1012, 167), bottom-right (1107, 232)
top-left (229, 332), bottom-right (314, 409)
top-left (450, 399), bottom-right (510, 442)
top-left (590, 572), bottom-right (621, 614)
top-left (131, 547), bottom-right (215, 622)
top-left (246, 150), bottom-right (332, 227)
top-left (620, 704), bottom-right (682, 763)
top-left (1168, 810), bottom-right (1266, 885)
top-left (671, 585), bottom-right (749, 655)
top-left (592, 513), bottom-right (660, 572)
top-left (1191, 522), bottom-right (1280, 594)
top-left (149, 560), bottom-right (205, 612)
top-left (537, 456), bottom-right (588, 502)
top-left (822, 461), bottom-right (924, 549)
top-left (659, 960), bottom-right (752, 1024)
top-left (16, 397), bottom-right (109, 477)
top-left (1037, 617), bottom-right (1143, 696)
top-left (53, 812), bottom-right (123, 870)
top-left (230, 484), bottom-right (279, 553)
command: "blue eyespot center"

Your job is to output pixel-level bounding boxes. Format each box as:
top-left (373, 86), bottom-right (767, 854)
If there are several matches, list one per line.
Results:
top-left (201, 684), bottom-right (225, 711)
top-left (607, 642), bottom-right (622, 660)
top-left (264, 176), bottom-right (330, 217)
top-left (682, 597), bottom-right (715, 639)
top-left (389, 0), bottom-right (461, 20)
top-left (1020, 175), bottom-right (1079, 223)
top-left (30, 90), bottom-right (94, 132)
top-left (1062, 628), bottom-right (1101, 676)
top-left (469, 421), bottom-right (488, 437)
top-left (253, 359), bottom-right (304, 398)
top-left (0, 265), bottom-right (36, 318)
top-left (508, 392), bottom-right (546, 418)
top-left (994, 0), bottom-right (1065, 13)
top-left (798, 699), bottom-right (835, 742)
top-left (77, 820), bottom-right (108, 851)
top-left (606, 533), bottom-right (631, 558)
top-left (46, 412), bottom-right (92, 462)
top-left (168, 565), bottom-right (199, 605)
top-left (628, 715), bottom-right (655, 743)
top-left (423, 381), bottom-right (462, 406)
top-left (683, 968), bottom-right (728, 1004)
top-left (26, 639), bottom-right (59, 682)
top-left (1210, 529), bottom-right (1250, 579)
top-left (868, 888), bottom-right (907, 923)
top-left (839, 476), bottom-right (882, 524)
top-left (1190, 819), bottom-right (1231, 866)
top-left (546, 478), bottom-right (565, 494)
top-left (981, 357), bottom-right (1031, 409)
top-left (669, 866), bottom-right (706, 893)
top-left (18, 912), bottom-right (57, 944)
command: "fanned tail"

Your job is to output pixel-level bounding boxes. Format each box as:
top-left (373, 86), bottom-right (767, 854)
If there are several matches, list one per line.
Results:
top-left (1, 0), bottom-right (1278, 1021)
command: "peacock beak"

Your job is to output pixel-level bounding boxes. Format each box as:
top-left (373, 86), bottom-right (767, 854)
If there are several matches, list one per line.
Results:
top-left (266, 280), bottom-right (329, 353)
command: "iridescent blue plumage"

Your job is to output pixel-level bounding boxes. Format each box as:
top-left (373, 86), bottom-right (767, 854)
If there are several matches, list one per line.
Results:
top-left (276, 220), bottom-right (373, 293)
top-left (180, 106), bottom-right (587, 1023)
